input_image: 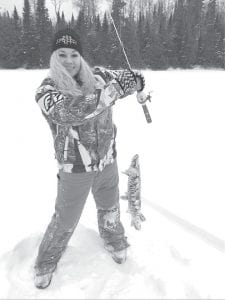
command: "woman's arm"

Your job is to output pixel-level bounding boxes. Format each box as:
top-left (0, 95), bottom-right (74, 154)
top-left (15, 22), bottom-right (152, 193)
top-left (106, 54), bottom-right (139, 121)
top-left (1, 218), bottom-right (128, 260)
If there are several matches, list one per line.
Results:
top-left (93, 67), bottom-right (145, 98)
top-left (35, 77), bottom-right (124, 126)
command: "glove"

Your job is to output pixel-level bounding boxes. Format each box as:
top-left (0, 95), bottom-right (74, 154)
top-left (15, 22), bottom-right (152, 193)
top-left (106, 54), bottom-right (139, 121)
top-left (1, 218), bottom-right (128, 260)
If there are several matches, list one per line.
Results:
top-left (115, 70), bottom-right (137, 94)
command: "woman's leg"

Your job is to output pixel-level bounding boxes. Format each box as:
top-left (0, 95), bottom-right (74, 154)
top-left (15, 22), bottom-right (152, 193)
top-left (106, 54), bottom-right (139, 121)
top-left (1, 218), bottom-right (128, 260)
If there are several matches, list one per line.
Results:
top-left (91, 160), bottom-right (129, 254)
top-left (35, 170), bottom-right (95, 276)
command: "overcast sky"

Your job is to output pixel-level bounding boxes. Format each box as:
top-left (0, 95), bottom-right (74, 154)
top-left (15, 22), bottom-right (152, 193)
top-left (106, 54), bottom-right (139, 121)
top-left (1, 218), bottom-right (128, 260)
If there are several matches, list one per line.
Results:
top-left (0, 0), bottom-right (76, 20)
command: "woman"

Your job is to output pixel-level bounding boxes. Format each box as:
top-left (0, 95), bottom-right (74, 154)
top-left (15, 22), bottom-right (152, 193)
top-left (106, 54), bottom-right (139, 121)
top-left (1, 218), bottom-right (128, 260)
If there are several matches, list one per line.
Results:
top-left (34, 28), bottom-right (145, 289)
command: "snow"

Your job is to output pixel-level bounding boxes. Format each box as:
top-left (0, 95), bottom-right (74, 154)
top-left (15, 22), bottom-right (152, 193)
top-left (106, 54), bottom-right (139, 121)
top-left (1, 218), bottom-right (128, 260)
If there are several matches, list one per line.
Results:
top-left (1, 68), bottom-right (225, 298)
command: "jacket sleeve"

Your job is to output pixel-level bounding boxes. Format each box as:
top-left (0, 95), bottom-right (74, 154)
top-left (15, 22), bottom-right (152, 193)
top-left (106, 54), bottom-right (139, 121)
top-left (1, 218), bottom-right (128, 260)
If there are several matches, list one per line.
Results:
top-left (93, 67), bottom-right (145, 98)
top-left (35, 77), bottom-right (124, 126)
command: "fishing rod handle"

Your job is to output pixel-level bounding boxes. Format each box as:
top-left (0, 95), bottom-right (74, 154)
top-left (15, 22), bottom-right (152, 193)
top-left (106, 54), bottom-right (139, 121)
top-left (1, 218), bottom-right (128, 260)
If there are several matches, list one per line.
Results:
top-left (142, 104), bottom-right (152, 123)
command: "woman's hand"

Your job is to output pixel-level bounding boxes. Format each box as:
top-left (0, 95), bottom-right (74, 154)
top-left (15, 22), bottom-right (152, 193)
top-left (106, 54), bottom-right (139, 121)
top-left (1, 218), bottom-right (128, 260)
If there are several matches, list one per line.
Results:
top-left (94, 74), bottom-right (106, 89)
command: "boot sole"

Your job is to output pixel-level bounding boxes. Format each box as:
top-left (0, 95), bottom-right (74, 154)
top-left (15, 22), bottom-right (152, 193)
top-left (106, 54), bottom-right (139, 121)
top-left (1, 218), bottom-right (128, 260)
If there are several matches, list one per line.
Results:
top-left (35, 274), bottom-right (53, 289)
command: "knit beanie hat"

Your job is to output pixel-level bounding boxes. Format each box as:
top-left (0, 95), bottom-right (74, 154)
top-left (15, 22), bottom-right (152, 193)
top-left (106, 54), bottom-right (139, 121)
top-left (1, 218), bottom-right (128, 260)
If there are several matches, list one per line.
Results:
top-left (52, 28), bottom-right (83, 55)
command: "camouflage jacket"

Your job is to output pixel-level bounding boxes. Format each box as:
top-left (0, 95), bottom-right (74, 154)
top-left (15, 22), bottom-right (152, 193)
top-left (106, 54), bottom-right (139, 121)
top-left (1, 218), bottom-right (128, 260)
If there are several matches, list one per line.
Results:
top-left (35, 67), bottom-right (139, 173)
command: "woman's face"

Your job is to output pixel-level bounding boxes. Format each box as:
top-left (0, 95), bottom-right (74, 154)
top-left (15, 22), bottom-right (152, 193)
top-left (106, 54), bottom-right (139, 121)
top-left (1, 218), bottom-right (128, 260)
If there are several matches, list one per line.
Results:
top-left (58, 48), bottom-right (81, 77)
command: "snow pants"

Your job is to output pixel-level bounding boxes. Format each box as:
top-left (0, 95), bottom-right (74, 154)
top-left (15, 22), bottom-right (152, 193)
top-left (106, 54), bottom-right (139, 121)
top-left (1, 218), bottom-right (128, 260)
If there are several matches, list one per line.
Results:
top-left (35, 160), bottom-right (129, 275)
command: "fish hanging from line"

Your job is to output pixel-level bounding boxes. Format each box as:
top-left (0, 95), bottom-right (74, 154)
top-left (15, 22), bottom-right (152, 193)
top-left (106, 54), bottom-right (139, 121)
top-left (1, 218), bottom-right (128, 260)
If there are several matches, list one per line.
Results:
top-left (121, 154), bottom-right (146, 230)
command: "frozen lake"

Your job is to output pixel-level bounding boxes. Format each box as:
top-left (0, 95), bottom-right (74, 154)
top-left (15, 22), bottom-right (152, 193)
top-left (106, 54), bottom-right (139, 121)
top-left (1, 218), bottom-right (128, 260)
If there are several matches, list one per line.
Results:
top-left (0, 69), bottom-right (225, 298)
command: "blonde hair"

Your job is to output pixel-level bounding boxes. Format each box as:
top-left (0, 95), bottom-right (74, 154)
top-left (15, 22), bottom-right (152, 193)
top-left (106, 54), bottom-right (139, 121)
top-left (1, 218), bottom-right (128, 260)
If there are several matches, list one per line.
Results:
top-left (49, 50), bottom-right (96, 99)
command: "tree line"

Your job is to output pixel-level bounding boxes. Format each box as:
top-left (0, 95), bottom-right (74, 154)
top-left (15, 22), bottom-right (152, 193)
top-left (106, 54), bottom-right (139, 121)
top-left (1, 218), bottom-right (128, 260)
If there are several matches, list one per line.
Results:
top-left (0, 0), bottom-right (224, 70)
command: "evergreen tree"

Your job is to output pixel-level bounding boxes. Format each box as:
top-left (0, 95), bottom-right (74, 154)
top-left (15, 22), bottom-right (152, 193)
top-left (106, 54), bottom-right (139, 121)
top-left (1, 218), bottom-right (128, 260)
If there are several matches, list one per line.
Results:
top-left (11, 6), bottom-right (23, 67)
top-left (148, 1), bottom-right (168, 69)
top-left (55, 11), bottom-right (67, 31)
top-left (137, 12), bottom-right (145, 68)
top-left (86, 14), bottom-right (102, 66)
top-left (122, 15), bottom-right (141, 68)
top-left (69, 13), bottom-right (76, 28)
top-left (142, 20), bottom-right (151, 68)
top-left (55, 11), bottom-right (61, 30)
top-left (35, 0), bottom-right (52, 67)
top-left (61, 12), bottom-right (66, 27)
top-left (171, 0), bottom-right (186, 68)
top-left (99, 12), bottom-right (111, 67)
top-left (201, 0), bottom-right (217, 67)
top-left (110, 0), bottom-right (127, 68)
top-left (182, 0), bottom-right (203, 67)
top-left (13, 6), bottom-right (20, 27)
top-left (164, 12), bottom-right (176, 67)
top-left (0, 12), bottom-right (14, 67)
top-left (214, 13), bottom-right (225, 67)
top-left (76, 8), bottom-right (88, 58)
top-left (0, 8), bottom-right (24, 68)
top-left (22, 0), bottom-right (37, 68)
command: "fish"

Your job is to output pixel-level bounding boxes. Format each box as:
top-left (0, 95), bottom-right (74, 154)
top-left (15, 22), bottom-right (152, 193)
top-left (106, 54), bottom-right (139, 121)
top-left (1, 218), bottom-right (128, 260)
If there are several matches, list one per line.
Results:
top-left (121, 154), bottom-right (146, 230)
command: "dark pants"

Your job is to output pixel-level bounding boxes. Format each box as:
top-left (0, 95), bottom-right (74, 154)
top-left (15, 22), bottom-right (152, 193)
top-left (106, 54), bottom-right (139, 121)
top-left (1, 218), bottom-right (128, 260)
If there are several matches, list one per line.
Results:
top-left (35, 160), bottom-right (129, 275)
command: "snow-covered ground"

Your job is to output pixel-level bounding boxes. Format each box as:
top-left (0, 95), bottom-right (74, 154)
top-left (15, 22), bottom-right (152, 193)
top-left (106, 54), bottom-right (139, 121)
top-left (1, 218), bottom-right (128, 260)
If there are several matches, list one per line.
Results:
top-left (0, 69), bottom-right (225, 299)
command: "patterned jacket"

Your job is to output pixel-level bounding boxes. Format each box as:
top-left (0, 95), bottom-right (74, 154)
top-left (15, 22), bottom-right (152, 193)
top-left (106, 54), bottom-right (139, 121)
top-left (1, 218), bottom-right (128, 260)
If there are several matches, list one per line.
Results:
top-left (35, 67), bottom-right (140, 173)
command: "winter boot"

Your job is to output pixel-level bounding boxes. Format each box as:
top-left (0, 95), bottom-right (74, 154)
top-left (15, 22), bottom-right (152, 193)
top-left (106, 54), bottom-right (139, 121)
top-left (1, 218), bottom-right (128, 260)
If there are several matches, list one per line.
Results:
top-left (104, 244), bottom-right (127, 264)
top-left (34, 272), bottom-right (53, 289)
top-left (111, 248), bottom-right (127, 264)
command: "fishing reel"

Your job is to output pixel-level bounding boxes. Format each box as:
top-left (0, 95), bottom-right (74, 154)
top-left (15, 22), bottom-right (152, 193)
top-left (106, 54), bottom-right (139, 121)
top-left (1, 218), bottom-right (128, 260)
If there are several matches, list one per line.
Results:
top-left (137, 90), bottom-right (152, 104)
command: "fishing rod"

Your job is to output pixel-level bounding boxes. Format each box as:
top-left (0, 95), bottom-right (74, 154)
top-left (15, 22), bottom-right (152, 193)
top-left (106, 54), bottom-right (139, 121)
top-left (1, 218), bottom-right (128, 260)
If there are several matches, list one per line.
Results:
top-left (107, 9), bottom-right (152, 123)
